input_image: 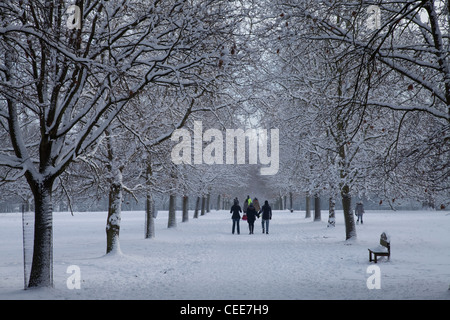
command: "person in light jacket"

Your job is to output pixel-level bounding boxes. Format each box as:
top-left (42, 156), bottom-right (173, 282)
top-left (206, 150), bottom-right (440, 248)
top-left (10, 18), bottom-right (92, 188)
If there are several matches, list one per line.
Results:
top-left (253, 198), bottom-right (261, 212)
top-left (355, 201), bottom-right (365, 224)
top-left (243, 195), bottom-right (251, 213)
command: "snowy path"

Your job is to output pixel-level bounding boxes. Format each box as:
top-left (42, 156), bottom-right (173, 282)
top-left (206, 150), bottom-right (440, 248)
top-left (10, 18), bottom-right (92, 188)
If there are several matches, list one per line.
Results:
top-left (0, 210), bottom-right (449, 299)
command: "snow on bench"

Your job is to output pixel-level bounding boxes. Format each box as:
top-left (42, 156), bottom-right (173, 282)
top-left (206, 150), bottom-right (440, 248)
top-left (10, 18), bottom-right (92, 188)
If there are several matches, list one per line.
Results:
top-left (368, 232), bottom-right (391, 263)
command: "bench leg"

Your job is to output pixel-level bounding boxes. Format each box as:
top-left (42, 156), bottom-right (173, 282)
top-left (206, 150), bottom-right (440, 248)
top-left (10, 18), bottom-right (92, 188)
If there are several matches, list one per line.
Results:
top-left (374, 254), bottom-right (378, 263)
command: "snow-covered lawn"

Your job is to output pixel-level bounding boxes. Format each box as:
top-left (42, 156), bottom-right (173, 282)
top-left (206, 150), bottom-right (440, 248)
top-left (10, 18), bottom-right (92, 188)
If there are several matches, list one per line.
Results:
top-left (0, 209), bottom-right (449, 300)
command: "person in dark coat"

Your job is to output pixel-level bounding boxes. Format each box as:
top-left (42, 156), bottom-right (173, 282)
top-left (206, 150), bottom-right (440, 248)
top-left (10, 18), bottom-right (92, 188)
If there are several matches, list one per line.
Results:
top-left (259, 200), bottom-right (272, 234)
top-left (246, 203), bottom-right (258, 234)
top-left (230, 199), bottom-right (242, 234)
top-left (355, 201), bottom-right (365, 224)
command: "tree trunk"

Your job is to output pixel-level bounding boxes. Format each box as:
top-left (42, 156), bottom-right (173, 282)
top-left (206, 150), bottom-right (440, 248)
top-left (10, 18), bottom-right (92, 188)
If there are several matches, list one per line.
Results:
top-left (106, 170), bottom-right (123, 254)
top-left (28, 180), bottom-right (54, 288)
top-left (206, 193), bottom-right (210, 213)
top-left (182, 195), bottom-right (189, 222)
top-left (216, 195), bottom-right (221, 211)
top-left (144, 157), bottom-right (155, 239)
top-left (168, 194), bottom-right (177, 228)
top-left (314, 194), bottom-right (321, 221)
top-left (342, 186), bottom-right (356, 240)
top-left (201, 196), bottom-right (206, 216)
top-left (328, 197), bottom-right (336, 227)
top-left (289, 192), bottom-right (293, 212)
top-left (194, 196), bottom-right (200, 218)
top-left (305, 195), bottom-right (311, 218)
top-left (145, 192), bottom-right (155, 239)
top-left (105, 128), bottom-right (123, 254)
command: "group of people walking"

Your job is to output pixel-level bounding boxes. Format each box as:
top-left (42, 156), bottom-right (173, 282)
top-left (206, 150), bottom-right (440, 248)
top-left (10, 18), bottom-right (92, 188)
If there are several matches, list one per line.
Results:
top-left (230, 196), bottom-right (366, 234)
top-left (230, 195), bottom-right (272, 235)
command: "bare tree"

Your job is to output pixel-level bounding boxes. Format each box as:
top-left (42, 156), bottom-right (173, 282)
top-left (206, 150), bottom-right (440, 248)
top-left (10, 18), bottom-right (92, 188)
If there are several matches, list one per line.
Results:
top-left (0, 0), bottom-right (234, 287)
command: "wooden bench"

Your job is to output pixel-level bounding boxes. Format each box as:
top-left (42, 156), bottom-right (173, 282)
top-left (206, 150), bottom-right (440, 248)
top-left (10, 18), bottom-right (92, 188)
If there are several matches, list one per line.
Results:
top-left (368, 232), bottom-right (390, 263)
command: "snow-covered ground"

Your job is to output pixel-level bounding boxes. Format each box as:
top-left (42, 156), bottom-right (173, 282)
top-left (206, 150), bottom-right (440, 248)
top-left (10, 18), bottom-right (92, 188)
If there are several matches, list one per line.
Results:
top-left (0, 209), bottom-right (449, 300)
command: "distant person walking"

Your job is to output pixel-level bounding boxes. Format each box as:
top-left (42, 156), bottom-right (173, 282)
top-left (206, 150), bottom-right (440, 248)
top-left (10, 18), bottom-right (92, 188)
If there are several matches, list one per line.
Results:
top-left (243, 195), bottom-right (252, 213)
top-left (230, 199), bottom-right (242, 234)
top-left (259, 200), bottom-right (272, 234)
top-left (355, 201), bottom-right (365, 224)
top-left (253, 198), bottom-right (261, 212)
top-left (246, 203), bottom-right (258, 234)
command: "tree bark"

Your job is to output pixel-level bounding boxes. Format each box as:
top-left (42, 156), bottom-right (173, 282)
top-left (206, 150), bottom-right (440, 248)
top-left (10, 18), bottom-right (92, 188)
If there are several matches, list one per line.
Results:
top-left (305, 195), bottom-right (311, 218)
top-left (168, 194), bottom-right (177, 228)
top-left (342, 186), bottom-right (356, 240)
top-left (194, 196), bottom-right (200, 218)
top-left (289, 192), bottom-right (293, 212)
top-left (314, 194), bottom-right (321, 221)
top-left (182, 195), bottom-right (189, 222)
top-left (105, 128), bottom-right (123, 254)
top-left (106, 171), bottom-right (123, 254)
top-left (145, 192), bottom-right (155, 239)
top-left (144, 157), bottom-right (155, 239)
top-left (328, 197), bottom-right (336, 227)
top-left (201, 196), bottom-right (206, 216)
top-left (28, 180), bottom-right (54, 288)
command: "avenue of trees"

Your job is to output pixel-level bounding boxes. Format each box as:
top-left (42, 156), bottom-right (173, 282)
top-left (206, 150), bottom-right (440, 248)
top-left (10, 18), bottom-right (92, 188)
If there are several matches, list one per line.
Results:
top-left (1, 0), bottom-right (448, 288)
